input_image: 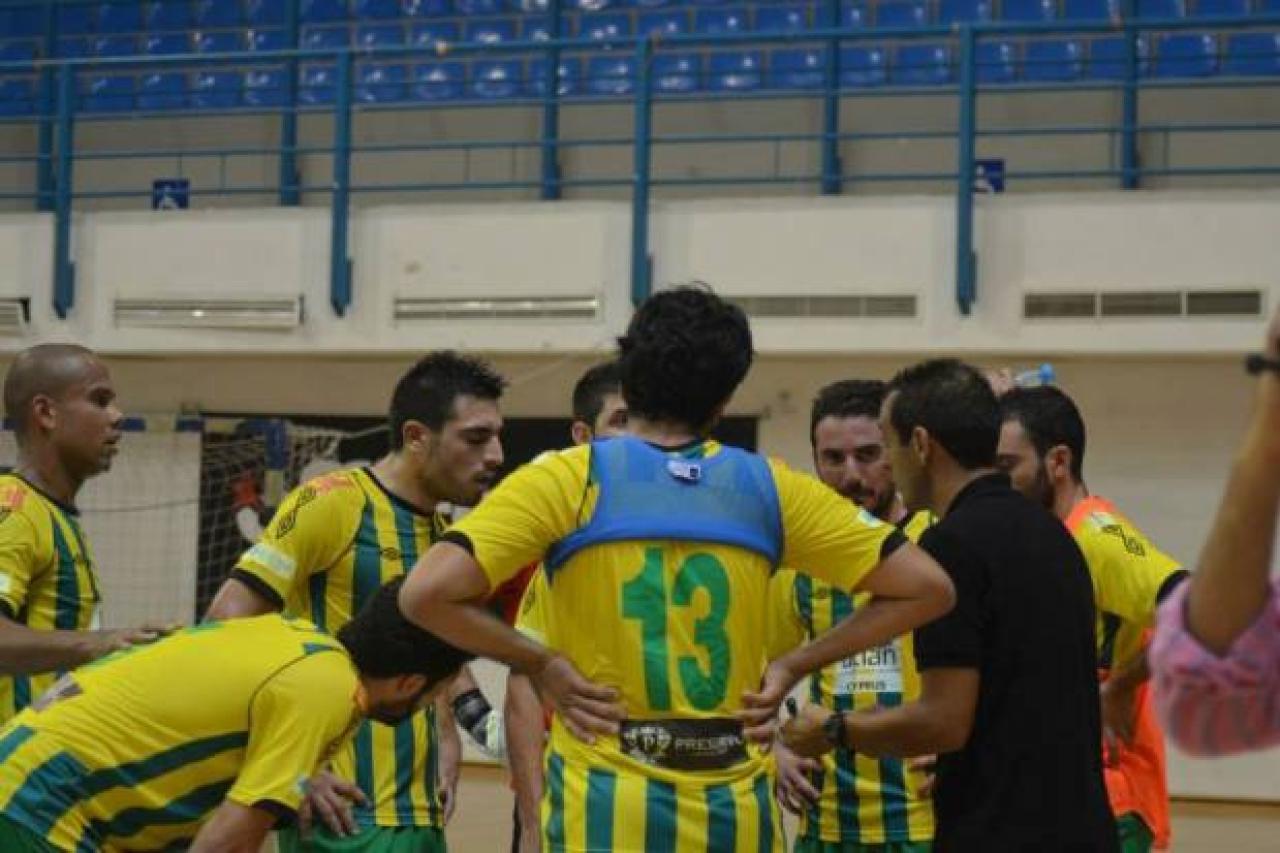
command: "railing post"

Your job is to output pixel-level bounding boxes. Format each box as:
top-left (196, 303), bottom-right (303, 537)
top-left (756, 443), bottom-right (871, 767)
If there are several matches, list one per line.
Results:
top-left (630, 36), bottom-right (654, 308)
top-left (330, 51), bottom-right (353, 316)
top-left (540, 0), bottom-right (563, 200)
top-left (954, 25), bottom-right (977, 316)
top-left (1120, 1), bottom-right (1140, 190)
top-left (820, 0), bottom-right (842, 195)
top-left (36, 0), bottom-right (57, 212)
top-left (53, 64), bottom-right (76, 319)
top-left (279, 0), bottom-right (302, 205)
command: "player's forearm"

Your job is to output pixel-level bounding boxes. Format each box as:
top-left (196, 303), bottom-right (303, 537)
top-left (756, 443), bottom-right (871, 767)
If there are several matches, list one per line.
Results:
top-left (505, 673), bottom-right (546, 825)
top-left (1186, 378), bottom-right (1280, 654)
top-left (843, 701), bottom-right (967, 758)
top-left (0, 617), bottom-right (104, 674)
top-left (188, 801), bottom-right (274, 852)
top-left (1108, 645), bottom-right (1151, 693)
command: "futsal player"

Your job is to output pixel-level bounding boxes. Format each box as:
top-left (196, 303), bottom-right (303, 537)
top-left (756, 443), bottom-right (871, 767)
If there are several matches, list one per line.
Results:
top-left (769, 379), bottom-right (936, 852)
top-left (206, 351), bottom-right (506, 853)
top-left (0, 579), bottom-right (472, 853)
top-left (998, 386), bottom-right (1188, 852)
top-left (0, 344), bottom-right (167, 724)
top-left (400, 285), bottom-right (955, 851)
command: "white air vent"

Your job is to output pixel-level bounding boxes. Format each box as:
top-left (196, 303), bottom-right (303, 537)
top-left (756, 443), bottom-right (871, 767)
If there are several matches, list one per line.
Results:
top-left (115, 297), bottom-right (303, 330)
top-left (1024, 289), bottom-right (1263, 320)
top-left (394, 296), bottom-right (600, 321)
top-left (0, 298), bottom-right (29, 335)
top-left (729, 295), bottom-right (918, 319)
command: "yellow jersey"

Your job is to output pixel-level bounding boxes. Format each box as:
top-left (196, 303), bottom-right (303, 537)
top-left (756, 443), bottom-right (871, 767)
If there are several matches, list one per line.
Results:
top-left (767, 510), bottom-right (935, 845)
top-left (233, 467), bottom-right (448, 829)
top-left (0, 474), bottom-right (102, 723)
top-left (0, 614), bottom-right (359, 852)
top-left (448, 438), bottom-right (904, 851)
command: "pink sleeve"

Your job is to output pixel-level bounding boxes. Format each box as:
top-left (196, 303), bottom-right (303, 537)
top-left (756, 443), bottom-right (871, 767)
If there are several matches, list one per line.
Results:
top-left (1150, 577), bottom-right (1280, 756)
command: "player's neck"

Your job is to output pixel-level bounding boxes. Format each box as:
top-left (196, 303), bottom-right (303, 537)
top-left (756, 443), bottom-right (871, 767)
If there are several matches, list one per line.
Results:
top-left (370, 454), bottom-right (439, 514)
top-left (15, 446), bottom-right (83, 508)
top-left (1056, 481), bottom-right (1092, 522)
top-left (626, 417), bottom-right (702, 450)
top-left (883, 494), bottom-right (910, 525)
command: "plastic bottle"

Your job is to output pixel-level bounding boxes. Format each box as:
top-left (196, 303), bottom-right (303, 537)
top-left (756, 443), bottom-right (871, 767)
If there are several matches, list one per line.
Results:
top-left (1013, 363), bottom-right (1056, 388)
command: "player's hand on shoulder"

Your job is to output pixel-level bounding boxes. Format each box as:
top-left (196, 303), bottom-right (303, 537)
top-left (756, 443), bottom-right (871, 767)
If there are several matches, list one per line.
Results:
top-left (87, 622), bottom-right (181, 661)
top-left (530, 654), bottom-right (623, 745)
top-left (300, 769), bottom-right (368, 838)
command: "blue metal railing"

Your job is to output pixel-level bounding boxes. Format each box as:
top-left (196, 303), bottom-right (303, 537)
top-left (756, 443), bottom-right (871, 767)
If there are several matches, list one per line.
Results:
top-left (1, 1), bottom-right (1279, 318)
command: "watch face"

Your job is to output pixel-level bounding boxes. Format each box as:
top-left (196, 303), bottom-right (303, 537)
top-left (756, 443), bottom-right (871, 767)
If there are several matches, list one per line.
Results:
top-left (823, 711), bottom-right (843, 746)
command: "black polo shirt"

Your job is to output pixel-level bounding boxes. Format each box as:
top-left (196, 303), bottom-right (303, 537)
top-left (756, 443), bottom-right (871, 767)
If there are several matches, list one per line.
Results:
top-left (914, 473), bottom-right (1118, 852)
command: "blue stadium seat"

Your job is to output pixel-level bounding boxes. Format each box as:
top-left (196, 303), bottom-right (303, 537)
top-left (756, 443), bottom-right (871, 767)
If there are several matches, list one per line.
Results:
top-left (243, 67), bottom-right (286, 104)
top-left (300, 63), bottom-right (336, 103)
top-left (412, 60), bottom-right (465, 99)
top-left (1262, 0), bottom-right (1280, 11)
top-left (147, 1), bottom-right (195, 31)
top-left (138, 72), bottom-right (186, 109)
top-left (1153, 32), bottom-right (1217, 75)
top-left (302, 25), bottom-right (349, 49)
top-left (580, 12), bottom-right (631, 41)
top-left (56, 38), bottom-right (91, 58)
top-left (708, 50), bottom-right (761, 89)
top-left (0, 78), bottom-right (35, 115)
top-left (527, 55), bottom-right (582, 95)
top-left (1223, 32), bottom-right (1280, 75)
top-left (1191, 0), bottom-right (1248, 16)
top-left (1023, 37), bottom-right (1083, 79)
top-left (247, 0), bottom-right (287, 25)
top-left (357, 24), bottom-right (405, 47)
top-left (875, 1), bottom-right (927, 27)
top-left (1002, 0), bottom-right (1056, 19)
top-left (1136, 0), bottom-right (1185, 17)
top-left (769, 48), bottom-right (823, 89)
top-left (653, 52), bottom-right (701, 91)
top-left (303, 0), bottom-right (349, 22)
top-left (359, 0), bottom-right (403, 17)
top-left (977, 40), bottom-right (1016, 82)
top-left (197, 31), bottom-right (244, 52)
top-left (57, 5), bottom-right (95, 35)
top-left (691, 0), bottom-right (728, 6)
top-left (516, 0), bottom-right (548, 11)
top-left (634, 0), bottom-right (671, 7)
top-left (1062, 0), bottom-right (1116, 19)
top-left (0, 7), bottom-right (43, 38)
top-left (893, 43), bottom-right (951, 84)
top-left (694, 7), bottom-right (749, 33)
top-left (99, 2), bottom-right (145, 33)
top-left (567, 0), bottom-right (620, 10)
top-left (249, 29), bottom-right (288, 51)
top-left (357, 62), bottom-right (407, 101)
top-left (84, 75), bottom-right (135, 111)
top-left (755, 4), bottom-right (809, 31)
top-left (522, 18), bottom-right (552, 39)
top-left (145, 33), bottom-right (190, 53)
top-left (586, 54), bottom-right (634, 94)
top-left (841, 1), bottom-right (869, 26)
top-left (839, 45), bottom-right (887, 85)
top-left (195, 0), bottom-right (245, 27)
top-left (939, 0), bottom-right (992, 22)
top-left (638, 10), bottom-right (689, 36)
top-left (95, 36), bottom-right (139, 57)
top-left (1088, 35), bottom-right (1150, 78)
top-left (0, 40), bottom-right (38, 61)
top-left (403, 0), bottom-right (454, 16)
top-left (456, 0), bottom-right (504, 13)
top-left (464, 19), bottom-right (517, 43)
top-left (471, 59), bottom-right (521, 97)
top-left (192, 70), bottom-right (241, 106)
top-left (411, 21), bottom-right (461, 45)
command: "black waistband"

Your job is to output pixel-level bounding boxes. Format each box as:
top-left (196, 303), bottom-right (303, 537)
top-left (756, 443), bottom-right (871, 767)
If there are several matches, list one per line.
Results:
top-left (618, 718), bottom-right (749, 772)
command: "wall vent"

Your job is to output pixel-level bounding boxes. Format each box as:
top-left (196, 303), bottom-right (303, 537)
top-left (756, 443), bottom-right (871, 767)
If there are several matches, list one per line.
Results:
top-left (1024, 289), bottom-right (1263, 320)
top-left (394, 296), bottom-right (599, 320)
top-left (729, 295), bottom-right (918, 319)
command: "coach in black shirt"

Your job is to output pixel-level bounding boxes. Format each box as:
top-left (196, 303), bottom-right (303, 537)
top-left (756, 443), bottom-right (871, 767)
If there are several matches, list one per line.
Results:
top-left (783, 359), bottom-right (1116, 852)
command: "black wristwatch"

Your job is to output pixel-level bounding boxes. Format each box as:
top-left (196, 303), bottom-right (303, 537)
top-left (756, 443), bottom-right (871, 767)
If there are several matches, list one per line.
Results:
top-left (823, 709), bottom-right (849, 749)
top-left (1246, 354), bottom-right (1280, 376)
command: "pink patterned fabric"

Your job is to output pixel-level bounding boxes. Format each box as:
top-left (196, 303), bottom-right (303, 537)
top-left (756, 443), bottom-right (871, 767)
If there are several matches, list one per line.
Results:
top-left (1151, 578), bottom-right (1280, 756)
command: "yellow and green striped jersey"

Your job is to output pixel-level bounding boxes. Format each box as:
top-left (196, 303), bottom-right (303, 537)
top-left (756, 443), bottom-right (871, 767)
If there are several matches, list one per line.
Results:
top-left (233, 467), bottom-right (448, 829)
top-left (767, 510), bottom-right (936, 846)
top-left (0, 614), bottom-right (359, 852)
top-left (0, 474), bottom-right (103, 723)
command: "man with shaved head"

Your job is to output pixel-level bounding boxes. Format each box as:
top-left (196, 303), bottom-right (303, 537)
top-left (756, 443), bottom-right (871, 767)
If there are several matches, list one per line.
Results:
top-left (0, 343), bottom-right (161, 724)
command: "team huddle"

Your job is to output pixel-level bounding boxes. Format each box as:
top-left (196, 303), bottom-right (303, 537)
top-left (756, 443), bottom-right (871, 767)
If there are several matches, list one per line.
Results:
top-left (0, 286), bottom-right (1194, 852)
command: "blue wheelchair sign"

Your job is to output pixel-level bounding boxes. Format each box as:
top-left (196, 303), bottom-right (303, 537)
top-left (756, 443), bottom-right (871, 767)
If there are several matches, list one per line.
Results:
top-left (974, 159), bottom-right (1006, 194)
top-left (152, 179), bottom-right (190, 210)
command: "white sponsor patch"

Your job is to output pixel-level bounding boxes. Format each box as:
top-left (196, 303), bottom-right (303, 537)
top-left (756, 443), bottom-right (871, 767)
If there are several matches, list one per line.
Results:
top-left (246, 543), bottom-right (297, 580)
top-left (833, 637), bottom-right (905, 696)
top-left (856, 508), bottom-right (885, 529)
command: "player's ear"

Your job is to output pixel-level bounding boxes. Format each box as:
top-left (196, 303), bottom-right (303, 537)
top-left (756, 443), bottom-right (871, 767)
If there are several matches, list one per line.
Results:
top-left (401, 420), bottom-right (430, 453)
top-left (1045, 444), bottom-right (1073, 483)
top-left (570, 420), bottom-right (592, 446)
top-left (910, 426), bottom-right (931, 465)
top-left (29, 393), bottom-right (56, 434)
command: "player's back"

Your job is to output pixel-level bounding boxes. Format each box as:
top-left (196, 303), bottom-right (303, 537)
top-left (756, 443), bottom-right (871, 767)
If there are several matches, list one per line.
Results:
top-left (0, 614), bottom-right (358, 852)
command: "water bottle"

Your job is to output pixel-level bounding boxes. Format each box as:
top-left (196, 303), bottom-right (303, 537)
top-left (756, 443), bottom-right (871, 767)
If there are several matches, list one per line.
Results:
top-left (1013, 363), bottom-right (1056, 388)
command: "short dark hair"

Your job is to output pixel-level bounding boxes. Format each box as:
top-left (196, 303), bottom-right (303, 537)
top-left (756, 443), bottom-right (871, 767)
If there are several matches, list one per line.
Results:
top-left (388, 352), bottom-right (506, 450)
top-left (617, 284), bottom-right (753, 431)
top-left (887, 359), bottom-right (999, 470)
top-left (338, 577), bottom-right (474, 683)
top-left (810, 379), bottom-right (887, 448)
top-left (571, 361), bottom-right (622, 426)
top-left (999, 386), bottom-right (1087, 482)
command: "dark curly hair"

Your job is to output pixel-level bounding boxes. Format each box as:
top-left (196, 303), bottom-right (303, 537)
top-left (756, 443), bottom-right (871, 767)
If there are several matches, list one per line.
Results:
top-left (810, 379), bottom-right (887, 448)
top-left (389, 351), bottom-right (507, 449)
top-left (617, 284), bottom-right (753, 432)
top-left (338, 577), bottom-right (474, 683)
top-left (1000, 386), bottom-right (1087, 482)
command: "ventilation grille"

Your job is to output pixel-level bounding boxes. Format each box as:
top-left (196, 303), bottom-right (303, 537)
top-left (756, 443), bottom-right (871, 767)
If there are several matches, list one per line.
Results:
top-left (729, 295), bottom-right (918, 319)
top-left (1024, 289), bottom-right (1264, 320)
top-left (394, 296), bottom-right (599, 321)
